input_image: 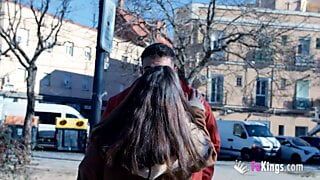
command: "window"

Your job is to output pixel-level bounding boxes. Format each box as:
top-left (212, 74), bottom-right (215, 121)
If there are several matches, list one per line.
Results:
top-left (296, 37), bottom-right (312, 66)
top-left (63, 74), bottom-right (72, 89)
top-left (210, 31), bottom-right (225, 60)
top-left (210, 31), bottom-right (223, 50)
top-left (256, 78), bottom-right (269, 107)
top-left (191, 29), bottom-right (198, 44)
top-left (16, 29), bottom-right (29, 46)
top-left (292, 137), bottom-right (309, 146)
top-left (297, 37), bottom-right (311, 55)
top-left (18, 68), bottom-right (27, 82)
top-left (281, 35), bottom-right (288, 46)
top-left (81, 79), bottom-right (90, 91)
top-left (278, 125), bottom-right (284, 136)
top-left (46, 37), bottom-right (54, 53)
top-left (316, 38), bottom-right (320, 49)
top-left (280, 78), bottom-right (287, 90)
top-left (0, 77), bottom-right (5, 89)
top-left (61, 130), bottom-right (78, 148)
top-left (65, 42), bottom-right (74, 56)
top-left (254, 49), bottom-right (273, 62)
top-left (35, 112), bottom-right (61, 124)
top-left (255, 35), bottom-right (273, 62)
top-left (285, 2), bottom-right (290, 10)
top-left (295, 126), bottom-right (308, 137)
top-left (122, 56), bottom-right (128, 62)
top-left (236, 76), bottom-right (242, 87)
top-left (84, 47), bottom-right (91, 60)
top-left (245, 125), bottom-right (272, 137)
top-left (233, 124), bottom-right (245, 137)
top-left (66, 114), bottom-right (78, 118)
top-left (43, 73), bottom-right (51, 86)
top-left (196, 52), bottom-right (202, 63)
top-left (210, 75), bottom-right (224, 104)
top-left (277, 137), bottom-right (286, 144)
top-left (294, 80), bottom-right (310, 109)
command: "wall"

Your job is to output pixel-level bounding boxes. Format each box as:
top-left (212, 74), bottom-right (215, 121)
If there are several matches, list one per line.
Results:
top-left (0, 1), bottom-right (144, 105)
top-left (216, 113), bottom-right (317, 136)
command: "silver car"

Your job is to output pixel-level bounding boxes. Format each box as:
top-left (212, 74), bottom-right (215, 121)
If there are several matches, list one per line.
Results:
top-left (276, 136), bottom-right (320, 163)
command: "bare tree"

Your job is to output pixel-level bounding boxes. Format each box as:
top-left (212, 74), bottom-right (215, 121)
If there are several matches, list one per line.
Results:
top-left (124, 0), bottom-right (306, 85)
top-left (0, 0), bottom-right (71, 155)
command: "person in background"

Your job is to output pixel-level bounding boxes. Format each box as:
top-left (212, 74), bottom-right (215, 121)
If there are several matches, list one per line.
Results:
top-left (102, 43), bottom-right (221, 180)
top-left (78, 66), bottom-right (216, 179)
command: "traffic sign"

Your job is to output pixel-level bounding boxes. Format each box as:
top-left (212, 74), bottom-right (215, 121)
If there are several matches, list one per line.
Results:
top-left (100, 0), bottom-right (117, 52)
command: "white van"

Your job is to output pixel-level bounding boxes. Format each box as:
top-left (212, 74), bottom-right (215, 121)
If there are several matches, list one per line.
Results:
top-left (1, 102), bottom-right (86, 148)
top-left (217, 120), bottom-right (280, 160)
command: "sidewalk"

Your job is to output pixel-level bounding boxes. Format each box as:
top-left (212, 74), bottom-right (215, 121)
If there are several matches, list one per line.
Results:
top-left (28, 151), bottom-right (83, 180)
top-left (26, 151), bottom-right (320, 180)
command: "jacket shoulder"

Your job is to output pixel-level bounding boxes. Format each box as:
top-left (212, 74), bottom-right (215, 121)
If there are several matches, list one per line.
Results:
top-left (108, 87), bottom-right (131, 104)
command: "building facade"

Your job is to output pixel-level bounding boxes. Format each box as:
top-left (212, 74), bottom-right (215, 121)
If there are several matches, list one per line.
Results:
top-left (257, 0), bottom-right (320, 12)
top-left (176, 0), bottom-right (320, 136)
top-left (0, 1), bottom-right (144, 118)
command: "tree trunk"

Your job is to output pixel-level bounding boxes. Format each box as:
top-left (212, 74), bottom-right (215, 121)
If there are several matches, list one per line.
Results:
top-left (23, 64), bottom-right (37, 159)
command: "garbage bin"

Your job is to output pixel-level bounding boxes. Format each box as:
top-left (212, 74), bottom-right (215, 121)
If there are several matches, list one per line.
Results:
top-left (4, 115), bottom-right (39, 149)
top-left (55, 118), bottom-right (88, 152)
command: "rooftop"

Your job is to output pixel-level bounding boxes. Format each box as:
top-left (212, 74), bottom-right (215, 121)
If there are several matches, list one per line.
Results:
top-left (186, 3), bottom-right (320, 18)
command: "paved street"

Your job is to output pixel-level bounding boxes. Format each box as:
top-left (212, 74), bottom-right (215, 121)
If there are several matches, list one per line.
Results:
top-left (215, 160), bottom-right (320, 180)
top-left (29, 151), bottom-right (83, 180)
top-left (28, 151), bottom-right (320, 180)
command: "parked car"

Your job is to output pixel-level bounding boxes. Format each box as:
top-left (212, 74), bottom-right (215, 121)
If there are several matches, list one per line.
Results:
top-left (276, 136), bottom-right (320, 163)
top-left (217, 120), bottom-right (280, 160)
top-left (300, 136), bottom-right (320, 150)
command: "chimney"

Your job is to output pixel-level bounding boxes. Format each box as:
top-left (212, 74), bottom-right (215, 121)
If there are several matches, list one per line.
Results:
top-left (119, 0), bottom-right (125, 9)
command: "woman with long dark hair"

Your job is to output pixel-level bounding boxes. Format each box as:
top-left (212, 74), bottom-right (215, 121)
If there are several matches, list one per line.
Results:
top-left (78, 66), bottom-right (215, 180)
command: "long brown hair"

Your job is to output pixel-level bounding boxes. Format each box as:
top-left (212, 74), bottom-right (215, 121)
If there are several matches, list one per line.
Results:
top-left (91, 66), bottom-right (205, 177)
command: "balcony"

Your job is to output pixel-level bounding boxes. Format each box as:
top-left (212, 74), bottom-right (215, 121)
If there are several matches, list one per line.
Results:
top-left (295, 55), bottom-right (314, 67)
top-left (255, 49), bottom-right (273, 62)
top-left (251, 49), bottom-right (274, 68)
top-left (294, 97), bottom-right (312, 110)
top-left (284, 54), bottom-right (314, 71)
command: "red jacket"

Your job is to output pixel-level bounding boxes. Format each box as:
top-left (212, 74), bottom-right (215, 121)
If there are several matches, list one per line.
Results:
top-left (102, 81), bottom-right (221, 180)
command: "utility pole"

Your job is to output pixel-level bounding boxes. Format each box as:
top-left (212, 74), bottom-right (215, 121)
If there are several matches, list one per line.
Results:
top-left (91, 0), bottom-right (116, 128)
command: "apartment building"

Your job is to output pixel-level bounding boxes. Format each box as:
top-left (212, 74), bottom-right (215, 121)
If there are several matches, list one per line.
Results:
top-left (0, 1), bottom-right (144, 118)
top-left (257, 0), bottom-right (320, 12)
top-left (176, 0), bottom-right (320, 136)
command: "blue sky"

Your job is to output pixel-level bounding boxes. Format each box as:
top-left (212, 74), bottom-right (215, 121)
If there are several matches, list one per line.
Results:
top-left (67, 0), bottom-right (256, 27)
top-left (20, 0), bottom-right (98, 27)
top-left (67, 0), bottom-right (98, 28)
